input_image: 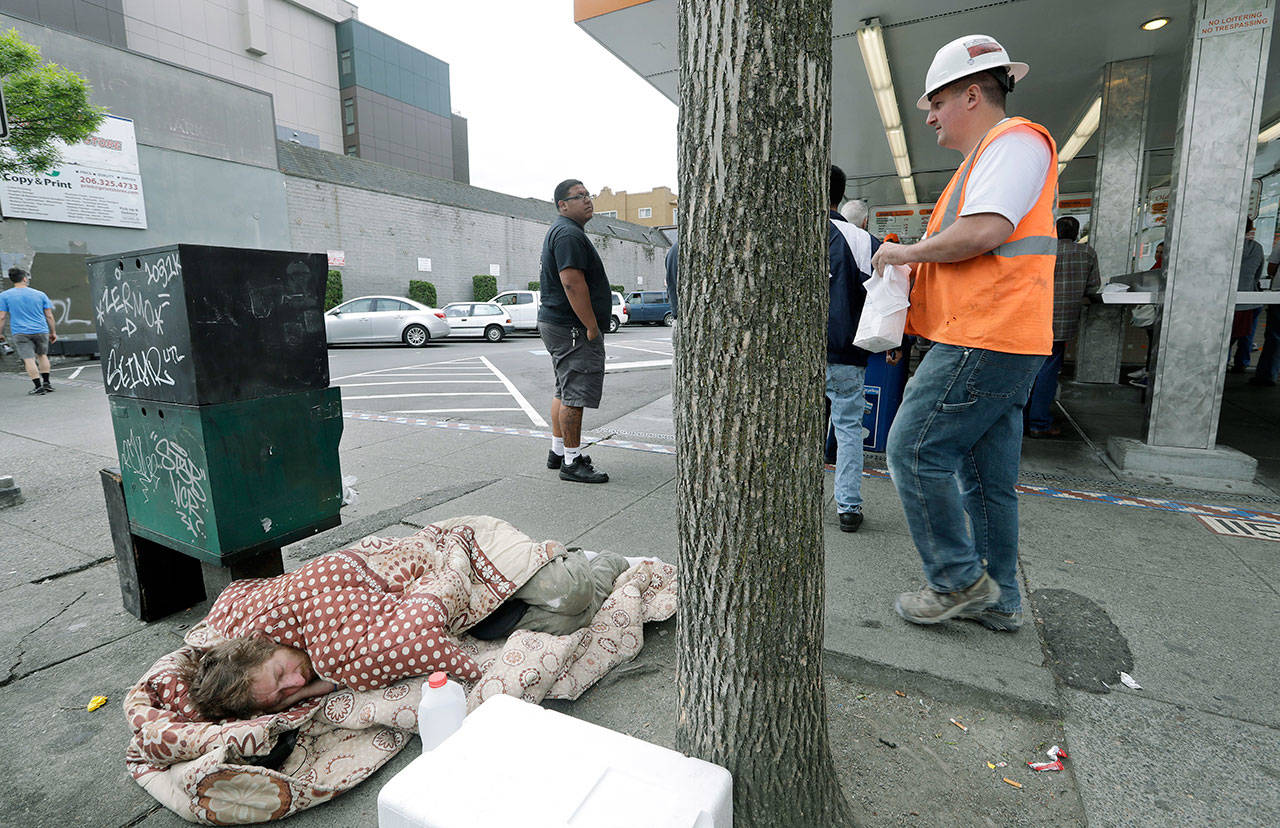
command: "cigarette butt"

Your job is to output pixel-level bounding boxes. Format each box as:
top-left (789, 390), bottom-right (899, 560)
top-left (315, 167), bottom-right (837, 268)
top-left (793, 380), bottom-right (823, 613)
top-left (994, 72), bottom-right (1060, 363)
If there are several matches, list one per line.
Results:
top-left (1003, 778), bottom-right (1022, 789)
top-left (950, 717), bottom-right (968, 732)
top-left (895, 690), bottom-right (907, 697)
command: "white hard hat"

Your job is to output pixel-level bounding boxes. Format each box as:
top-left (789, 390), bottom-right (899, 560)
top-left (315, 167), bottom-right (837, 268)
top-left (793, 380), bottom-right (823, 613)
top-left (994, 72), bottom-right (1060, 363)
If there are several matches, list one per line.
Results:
top-left (916, 34), bottom-right (1029, 110)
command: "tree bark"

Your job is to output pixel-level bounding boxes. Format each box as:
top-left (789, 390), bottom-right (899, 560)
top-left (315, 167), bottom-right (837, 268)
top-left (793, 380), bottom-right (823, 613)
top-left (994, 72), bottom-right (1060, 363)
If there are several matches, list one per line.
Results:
top-left (674, 2), bottom-right (854, 825)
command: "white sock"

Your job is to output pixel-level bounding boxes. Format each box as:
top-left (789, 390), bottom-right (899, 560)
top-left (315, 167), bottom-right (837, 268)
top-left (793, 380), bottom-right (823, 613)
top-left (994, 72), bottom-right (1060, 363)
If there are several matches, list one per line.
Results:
top-left (564, 445), bottom-right (581, 464)
top-left (551, 437), bottom-right (565, 456)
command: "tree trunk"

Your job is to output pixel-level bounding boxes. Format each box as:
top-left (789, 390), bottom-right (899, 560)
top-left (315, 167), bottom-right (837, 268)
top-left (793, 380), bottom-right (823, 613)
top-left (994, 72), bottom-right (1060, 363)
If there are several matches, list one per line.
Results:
top-left (674, 2), bottom-right (854, 826)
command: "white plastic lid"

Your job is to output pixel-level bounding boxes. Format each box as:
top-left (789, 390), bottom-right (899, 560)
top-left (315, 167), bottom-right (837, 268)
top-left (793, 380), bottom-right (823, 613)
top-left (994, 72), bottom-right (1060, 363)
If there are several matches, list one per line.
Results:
top-left (428, 671), bottom-right (447, 688)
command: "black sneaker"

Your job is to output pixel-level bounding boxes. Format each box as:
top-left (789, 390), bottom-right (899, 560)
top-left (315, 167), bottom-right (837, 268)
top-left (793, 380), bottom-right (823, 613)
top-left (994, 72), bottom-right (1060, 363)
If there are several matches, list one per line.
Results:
top-left (41, 383), bottom-right (54, 393)
top-left (559, 455), bottom-right (608, 484)
top-left (547, 450), bottom-right (564, 469)
top-left (838, 511), bottom-right (863, 533)
top-left (27, 386), bottom-right (46, 396)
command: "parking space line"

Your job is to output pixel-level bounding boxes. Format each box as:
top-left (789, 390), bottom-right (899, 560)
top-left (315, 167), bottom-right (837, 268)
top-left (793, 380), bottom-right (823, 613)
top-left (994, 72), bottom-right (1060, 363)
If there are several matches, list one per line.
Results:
top-left (479, 355), bottom-right (549, 428)
top-left (386, 407), bottom-right (523, 414)
top-left (606, 343), bottom-right (673, 356)
top-left (605, 359), bottom-right (672, 372)
top-left (337, 380), bottom-right (504, 387)
top-left (331, 355), bottom-right (484, 382)
top-left (343, 391), bottom-right (509, 400)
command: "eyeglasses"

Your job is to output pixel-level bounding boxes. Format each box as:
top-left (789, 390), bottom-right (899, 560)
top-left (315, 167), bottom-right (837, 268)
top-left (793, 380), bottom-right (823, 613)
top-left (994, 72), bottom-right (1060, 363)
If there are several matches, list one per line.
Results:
top-left (562, 193), bottom-right (592, 202)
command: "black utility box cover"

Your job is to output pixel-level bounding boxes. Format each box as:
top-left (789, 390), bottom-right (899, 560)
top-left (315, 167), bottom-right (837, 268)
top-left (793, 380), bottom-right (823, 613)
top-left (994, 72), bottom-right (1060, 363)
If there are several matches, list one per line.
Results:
top-left (87, 245), bottom-right (329, 405)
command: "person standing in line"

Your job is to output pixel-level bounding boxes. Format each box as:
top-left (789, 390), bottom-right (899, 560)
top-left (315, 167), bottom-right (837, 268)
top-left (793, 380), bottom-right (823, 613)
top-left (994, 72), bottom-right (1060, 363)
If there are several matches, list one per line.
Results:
top-left (0, 267), bottom-right (58, 396)
top-left (538, 180), bottom-right (611, 484)
top-left (1025, 216), bottom-right (1101, 437)
top-left (840, 198), bottom-right (872, 234)
top-left (871, 35), bottom-right (1056, 632)
top-left (1249, 241), bottom-right (1280, 386)
top-left (826, 165), bottom-right (878, 532)
top-left (1229, 217), bottom-right (1265, 373)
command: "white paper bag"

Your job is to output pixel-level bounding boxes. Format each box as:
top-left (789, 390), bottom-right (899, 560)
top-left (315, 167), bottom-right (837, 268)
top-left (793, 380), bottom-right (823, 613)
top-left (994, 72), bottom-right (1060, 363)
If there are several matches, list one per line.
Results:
top-left (853, 264), bottom-right (911, 352)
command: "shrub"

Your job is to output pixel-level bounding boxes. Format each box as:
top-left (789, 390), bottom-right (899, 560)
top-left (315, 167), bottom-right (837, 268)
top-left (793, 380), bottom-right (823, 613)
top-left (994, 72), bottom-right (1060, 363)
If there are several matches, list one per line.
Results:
top-left (473, 274), bottom-right (497, 302)
top-left (610, 284), bottom-right (624, 294)
top-left (408, 280), bottom-right (437, 307)
top-left (527, 280), bottom-right (540, 291)
top-left (324, 270), bottom-right (343, 310)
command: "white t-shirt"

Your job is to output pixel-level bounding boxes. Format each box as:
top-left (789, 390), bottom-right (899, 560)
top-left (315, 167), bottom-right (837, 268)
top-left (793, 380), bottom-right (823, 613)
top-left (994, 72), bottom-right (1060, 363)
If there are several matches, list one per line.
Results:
top-left (958, 121), bottom-right (1052, 228)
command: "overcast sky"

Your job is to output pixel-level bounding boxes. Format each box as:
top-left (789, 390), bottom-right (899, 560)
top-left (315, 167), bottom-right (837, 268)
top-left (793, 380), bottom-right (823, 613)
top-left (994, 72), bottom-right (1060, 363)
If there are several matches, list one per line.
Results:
top-left (356, 0), bottom-right (678, 202)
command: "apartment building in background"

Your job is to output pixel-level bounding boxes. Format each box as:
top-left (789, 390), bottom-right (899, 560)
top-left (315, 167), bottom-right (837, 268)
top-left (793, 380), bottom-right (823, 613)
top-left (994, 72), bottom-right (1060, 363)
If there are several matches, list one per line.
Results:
top-left (0, 0), bottom-right (468, 182)
top-left (592, 185), bottom-right (677, 227)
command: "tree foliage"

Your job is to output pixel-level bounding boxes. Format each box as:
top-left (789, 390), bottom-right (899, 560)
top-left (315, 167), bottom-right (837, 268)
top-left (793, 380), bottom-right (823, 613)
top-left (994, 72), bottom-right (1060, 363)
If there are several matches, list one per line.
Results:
top-left (408, 279), bottom-right (437, 308)
top-left (473, 274), bottom-right (497, 302)
top-left (324, 270), bottom-right (343, 310)
top-left (0, 28), bottom-right (107, 176)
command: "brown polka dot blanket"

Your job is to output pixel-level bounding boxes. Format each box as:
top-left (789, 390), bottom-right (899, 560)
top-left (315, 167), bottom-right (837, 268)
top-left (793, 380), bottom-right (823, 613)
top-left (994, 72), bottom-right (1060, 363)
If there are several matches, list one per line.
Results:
top-left (123, 516), bottom-right (677, 825)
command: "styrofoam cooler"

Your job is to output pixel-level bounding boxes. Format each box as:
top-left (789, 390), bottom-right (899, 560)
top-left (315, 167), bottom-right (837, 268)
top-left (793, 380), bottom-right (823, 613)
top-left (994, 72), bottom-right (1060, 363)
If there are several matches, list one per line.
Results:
top-left (378, 694), bottom-right (733, 827)
top-left (862, 350), bottom-right (910, 453)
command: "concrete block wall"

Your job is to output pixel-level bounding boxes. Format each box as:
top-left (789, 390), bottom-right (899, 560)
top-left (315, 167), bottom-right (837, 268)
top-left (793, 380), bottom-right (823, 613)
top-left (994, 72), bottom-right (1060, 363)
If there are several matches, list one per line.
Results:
top-left (284, 178), bottom-right (667, 304)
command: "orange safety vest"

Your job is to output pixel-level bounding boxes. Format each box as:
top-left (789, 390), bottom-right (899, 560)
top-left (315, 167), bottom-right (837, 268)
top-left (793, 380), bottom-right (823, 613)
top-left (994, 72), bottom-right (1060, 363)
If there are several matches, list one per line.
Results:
top-left (906, 117), bottom-right (1058, 355)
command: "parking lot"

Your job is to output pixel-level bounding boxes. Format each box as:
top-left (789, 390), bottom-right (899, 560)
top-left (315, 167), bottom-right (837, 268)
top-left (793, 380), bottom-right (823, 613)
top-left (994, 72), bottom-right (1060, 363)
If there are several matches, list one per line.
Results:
top-left (43, 325), bottom-right (677, 439)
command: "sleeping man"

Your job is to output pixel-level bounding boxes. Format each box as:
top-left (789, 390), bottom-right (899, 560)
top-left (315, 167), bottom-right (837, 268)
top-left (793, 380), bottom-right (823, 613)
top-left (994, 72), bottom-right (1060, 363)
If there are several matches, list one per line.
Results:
top-left (182, 518), bottom-right (628, 721)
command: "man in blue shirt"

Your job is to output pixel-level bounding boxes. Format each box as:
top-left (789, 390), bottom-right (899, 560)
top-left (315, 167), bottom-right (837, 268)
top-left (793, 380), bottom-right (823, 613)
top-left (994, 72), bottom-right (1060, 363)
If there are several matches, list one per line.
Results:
top-left (0, 267), bottom-right (58, 396)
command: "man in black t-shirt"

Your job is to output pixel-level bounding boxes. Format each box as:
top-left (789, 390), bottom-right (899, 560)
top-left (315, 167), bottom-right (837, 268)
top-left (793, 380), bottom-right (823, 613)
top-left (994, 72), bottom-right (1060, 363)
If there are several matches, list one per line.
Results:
top-left (538, 179), bottom-right (612, 483)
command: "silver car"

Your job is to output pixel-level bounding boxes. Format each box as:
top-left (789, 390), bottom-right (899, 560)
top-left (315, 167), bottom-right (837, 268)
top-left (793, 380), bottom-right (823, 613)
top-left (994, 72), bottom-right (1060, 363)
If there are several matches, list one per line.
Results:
top-left (324, 295), bottom-right (451, 347)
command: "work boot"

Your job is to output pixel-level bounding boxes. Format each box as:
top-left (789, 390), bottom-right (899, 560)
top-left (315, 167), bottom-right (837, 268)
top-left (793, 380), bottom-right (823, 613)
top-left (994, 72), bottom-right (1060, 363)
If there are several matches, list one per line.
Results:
top-left (894, 573), bottom-right (1000, 626)
top-left (838, 511), bottom-right (863, 533)
top-left (559, 455), bottom-right (608, 484)
top-left (546, 450), bottom-right (564, 469)
top-left (958, 605), bottom-right (1024, 632)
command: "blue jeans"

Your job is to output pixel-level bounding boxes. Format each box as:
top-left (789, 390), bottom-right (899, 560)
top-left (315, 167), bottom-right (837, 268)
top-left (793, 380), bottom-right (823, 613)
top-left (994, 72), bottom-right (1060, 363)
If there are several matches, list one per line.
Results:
top-left (826, 363), bottom-right (866, 514)
top-left (1025, 340), bottom-right (1066, 431)
top-left (1255, 306), bottom-right (1280, 382)
top-left (885, 345), bottom-right (1043, 613)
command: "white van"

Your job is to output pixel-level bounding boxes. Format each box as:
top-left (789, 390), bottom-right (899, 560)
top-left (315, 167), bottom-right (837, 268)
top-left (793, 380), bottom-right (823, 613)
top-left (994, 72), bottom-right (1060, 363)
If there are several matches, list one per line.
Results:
top-left (491, 289), bottom-right (540, 331)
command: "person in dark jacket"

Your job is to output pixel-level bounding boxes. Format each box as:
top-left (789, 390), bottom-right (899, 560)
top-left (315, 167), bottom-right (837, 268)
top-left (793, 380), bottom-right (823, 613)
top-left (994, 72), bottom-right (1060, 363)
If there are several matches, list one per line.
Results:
top-left (826, 166), bottom-right (879, 532)
top-left (665, 237), bottom-right (678, 320)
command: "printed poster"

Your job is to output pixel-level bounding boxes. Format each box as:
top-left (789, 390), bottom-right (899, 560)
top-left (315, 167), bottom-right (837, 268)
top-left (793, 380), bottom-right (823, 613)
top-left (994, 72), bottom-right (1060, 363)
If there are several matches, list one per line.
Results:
top-left (0, 114), bottom-right (147, 229)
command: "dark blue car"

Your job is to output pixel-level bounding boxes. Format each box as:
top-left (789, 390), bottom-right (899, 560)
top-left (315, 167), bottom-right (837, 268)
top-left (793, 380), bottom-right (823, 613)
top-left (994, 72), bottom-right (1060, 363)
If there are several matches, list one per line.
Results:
top-left (626, 291), bottom-right (674, 326)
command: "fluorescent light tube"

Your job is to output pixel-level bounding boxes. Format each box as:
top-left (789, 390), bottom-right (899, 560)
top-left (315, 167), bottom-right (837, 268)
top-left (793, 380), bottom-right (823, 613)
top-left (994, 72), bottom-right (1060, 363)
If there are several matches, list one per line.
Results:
top-left (857, 19), bottom-right (916, 205)
top-left (1057, 96), bottom-right (1102, 173)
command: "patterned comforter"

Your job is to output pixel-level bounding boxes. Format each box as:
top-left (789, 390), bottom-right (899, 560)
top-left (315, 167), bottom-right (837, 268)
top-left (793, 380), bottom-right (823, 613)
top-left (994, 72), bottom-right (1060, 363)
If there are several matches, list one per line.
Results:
top-left (123, 516), bottom-right (677, 825)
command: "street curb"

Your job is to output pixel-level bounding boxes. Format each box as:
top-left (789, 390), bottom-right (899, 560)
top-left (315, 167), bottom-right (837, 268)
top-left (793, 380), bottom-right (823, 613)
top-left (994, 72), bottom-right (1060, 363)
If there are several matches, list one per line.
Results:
top-left (823, 648), bottom-right (1063, 720)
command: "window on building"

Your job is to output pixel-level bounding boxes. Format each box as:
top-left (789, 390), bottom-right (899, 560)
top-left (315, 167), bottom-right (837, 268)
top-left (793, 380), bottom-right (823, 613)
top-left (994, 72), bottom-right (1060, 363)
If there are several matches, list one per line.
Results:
top-left (343, 99), bottom-right (356, 135)
top-left (598, 210), bottom-right (617, 218)
top-left (339, 49), bottom-right (352, 75)
top-left (671, 207), bottom-right (678, 221)
top-left (638, 207), bottom-right (652, 219)
top-left (345, 146), bottom-right (358, 156)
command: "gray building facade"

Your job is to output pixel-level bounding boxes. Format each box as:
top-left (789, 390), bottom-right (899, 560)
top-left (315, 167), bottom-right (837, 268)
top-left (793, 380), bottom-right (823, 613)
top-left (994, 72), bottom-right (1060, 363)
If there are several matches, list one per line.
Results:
top-left (0, 0), bottom-right (127, 45)
top-left (279, 142), bottom-right (667, 304)
top-left (0, 13), bottom-right (291, 348)
top-left (336, 19), bottom-right (468, 183)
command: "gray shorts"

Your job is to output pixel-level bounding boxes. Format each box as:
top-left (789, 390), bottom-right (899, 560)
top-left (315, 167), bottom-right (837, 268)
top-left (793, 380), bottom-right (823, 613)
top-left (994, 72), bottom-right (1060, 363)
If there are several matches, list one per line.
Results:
top-left (540, 322), bottom-right (605, 409)
top-left (12, 333), bottom-right (49, 360)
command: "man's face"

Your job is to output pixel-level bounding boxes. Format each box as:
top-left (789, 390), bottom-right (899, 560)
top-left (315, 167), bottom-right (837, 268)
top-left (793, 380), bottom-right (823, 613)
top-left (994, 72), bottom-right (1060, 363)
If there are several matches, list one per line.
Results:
top-left (249, 645), bottom-right (313, 711)
top-left (925, 85), bottom-right (968, 151)
top-left (558, 184), bottom-right (594, 224)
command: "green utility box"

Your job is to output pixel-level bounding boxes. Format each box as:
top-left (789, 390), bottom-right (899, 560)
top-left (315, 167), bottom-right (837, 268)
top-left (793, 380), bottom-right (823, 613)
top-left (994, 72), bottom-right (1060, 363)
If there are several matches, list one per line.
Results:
top-left (110, 387), bottom-right (343, 565)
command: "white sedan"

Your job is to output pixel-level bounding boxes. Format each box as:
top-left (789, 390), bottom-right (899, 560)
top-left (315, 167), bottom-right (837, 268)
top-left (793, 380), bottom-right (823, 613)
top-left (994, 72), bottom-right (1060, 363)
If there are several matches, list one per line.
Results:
top-left (325, 295), bottom-right (451, 347)
top-left (441, 302), bottom-right (516, 342)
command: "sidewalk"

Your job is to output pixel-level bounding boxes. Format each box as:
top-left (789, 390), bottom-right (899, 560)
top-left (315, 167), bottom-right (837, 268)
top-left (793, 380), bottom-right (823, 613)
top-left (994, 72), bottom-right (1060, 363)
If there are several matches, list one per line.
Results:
top-left (0, 369), bottom-right (1277, 826)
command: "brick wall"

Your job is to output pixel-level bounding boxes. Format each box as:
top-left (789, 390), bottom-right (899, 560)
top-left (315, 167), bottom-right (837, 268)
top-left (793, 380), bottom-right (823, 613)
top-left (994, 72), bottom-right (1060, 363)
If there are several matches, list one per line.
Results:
top-left (284, 177), bottom-right (668, 303)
